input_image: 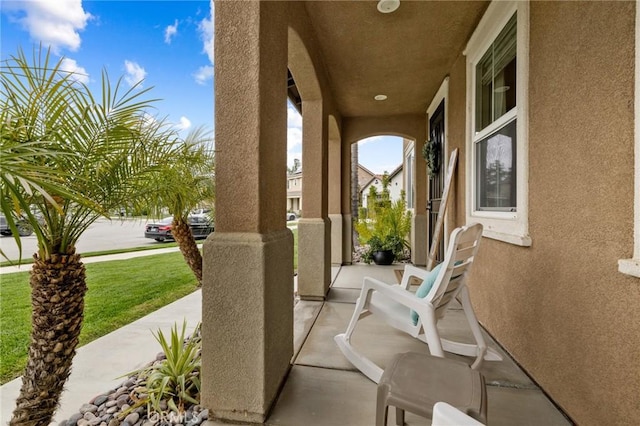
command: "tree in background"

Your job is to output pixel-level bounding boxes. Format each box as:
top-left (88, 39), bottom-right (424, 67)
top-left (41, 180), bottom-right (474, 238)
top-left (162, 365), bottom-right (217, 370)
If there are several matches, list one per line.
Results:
top-left (1, 47), bottom-right (173, 425)
top-left (140, 127), bottom-right (215, 285)
top-left (351, 143), bottom-right (359, 247)
top-left (287, 158), bottom-right (301, 175)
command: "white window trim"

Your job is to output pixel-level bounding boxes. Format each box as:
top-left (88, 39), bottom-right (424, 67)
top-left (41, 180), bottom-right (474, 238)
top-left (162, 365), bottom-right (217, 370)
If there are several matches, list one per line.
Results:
top-left (618, 3), bottom-right (640, 278)
top-left (404, 140), bottom-right (415, 211)
top-left (427, 77), bottom-right (450, 245)
top-left (464, 0), bottom-right (531, 246)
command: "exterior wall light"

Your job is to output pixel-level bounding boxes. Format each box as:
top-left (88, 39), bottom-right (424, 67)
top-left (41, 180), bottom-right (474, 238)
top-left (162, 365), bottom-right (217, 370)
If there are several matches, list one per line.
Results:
top-left (377, 0), bottom-right (400, 14)
top-left (374, 94), bottom-right (388, 101)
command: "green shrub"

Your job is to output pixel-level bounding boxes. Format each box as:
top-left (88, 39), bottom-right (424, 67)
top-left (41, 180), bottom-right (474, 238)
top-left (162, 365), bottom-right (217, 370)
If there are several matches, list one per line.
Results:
top-left (355, 174), bottom-right (411, 263)
top-left (123, 320), bottom-right (201, 414)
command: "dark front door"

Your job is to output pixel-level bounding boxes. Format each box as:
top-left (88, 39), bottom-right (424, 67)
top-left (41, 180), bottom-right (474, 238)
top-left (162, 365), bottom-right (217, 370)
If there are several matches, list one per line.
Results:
top-left (428, 100), bottom-right (446, 263)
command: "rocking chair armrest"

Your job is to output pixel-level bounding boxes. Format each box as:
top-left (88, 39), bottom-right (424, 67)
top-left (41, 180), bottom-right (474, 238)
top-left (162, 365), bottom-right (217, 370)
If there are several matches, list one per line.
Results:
top-left (400, 265), bottom-right (430, 290)
top-left (362, 277), bottom-right (432, 312)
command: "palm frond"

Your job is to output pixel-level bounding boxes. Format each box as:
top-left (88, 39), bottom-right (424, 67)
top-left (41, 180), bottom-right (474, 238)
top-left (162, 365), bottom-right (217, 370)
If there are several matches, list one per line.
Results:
top-left (1, 45), bottom-right (173, 258)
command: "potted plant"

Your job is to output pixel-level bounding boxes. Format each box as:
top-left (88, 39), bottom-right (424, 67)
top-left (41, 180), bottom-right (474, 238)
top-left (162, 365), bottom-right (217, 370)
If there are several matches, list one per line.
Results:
top-left (355, 174), bottom-right (412, 265)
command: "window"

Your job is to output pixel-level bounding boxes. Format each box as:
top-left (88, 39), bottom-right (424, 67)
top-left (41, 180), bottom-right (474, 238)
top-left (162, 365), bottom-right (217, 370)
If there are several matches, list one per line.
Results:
top-left (476, 120), bottom-right (516, 211)
top-left (406, 150), bottom-right (414, 209)
top-left (475, 14), bottom-right (517, 133)
top-left (465, 0), bottom-right (530, 246)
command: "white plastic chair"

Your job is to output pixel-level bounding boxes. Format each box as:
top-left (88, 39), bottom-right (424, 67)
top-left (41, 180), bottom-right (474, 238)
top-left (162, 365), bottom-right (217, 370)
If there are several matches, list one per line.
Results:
top-left (334, 223), bottom-right (502, 383)
top-left (432, 402), bottom-right (486, 426)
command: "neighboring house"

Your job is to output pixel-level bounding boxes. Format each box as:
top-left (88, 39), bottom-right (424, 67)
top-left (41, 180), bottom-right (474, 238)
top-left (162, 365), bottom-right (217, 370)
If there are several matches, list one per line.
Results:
top-left (357, 164), bottom-right (376, 191)
top-left (290, 164), bottom-right (386, 213)
top-left (286, 170), bottom-right (302, 214)
top-left (360, 164), bottom-right (403, 209)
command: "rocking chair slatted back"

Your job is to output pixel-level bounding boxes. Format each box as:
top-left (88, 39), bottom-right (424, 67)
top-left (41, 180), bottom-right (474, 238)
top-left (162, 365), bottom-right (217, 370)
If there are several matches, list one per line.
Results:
top-left (427, 223), bottom-right (483, 316)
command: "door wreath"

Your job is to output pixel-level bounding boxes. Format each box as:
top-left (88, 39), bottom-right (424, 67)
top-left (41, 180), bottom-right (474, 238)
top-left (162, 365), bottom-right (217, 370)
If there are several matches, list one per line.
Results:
top-left (422, 138), bottom-right (441, 179)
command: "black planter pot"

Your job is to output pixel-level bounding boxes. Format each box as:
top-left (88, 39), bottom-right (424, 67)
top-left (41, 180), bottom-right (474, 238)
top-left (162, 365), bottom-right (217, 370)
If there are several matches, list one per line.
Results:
top-left (372, 250), bottom-right (394, 265)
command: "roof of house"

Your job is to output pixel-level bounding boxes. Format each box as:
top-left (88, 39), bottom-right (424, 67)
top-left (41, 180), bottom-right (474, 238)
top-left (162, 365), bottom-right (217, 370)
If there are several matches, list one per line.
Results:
top-left (360, 164), bottom-right (403, 193)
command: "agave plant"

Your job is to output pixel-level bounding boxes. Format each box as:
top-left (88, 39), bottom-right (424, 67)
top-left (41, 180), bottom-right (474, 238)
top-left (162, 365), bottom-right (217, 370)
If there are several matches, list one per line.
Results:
top-left (123, 321), bottom-right (202, 415)
top-left (2, 47), bottom-right (173, 425)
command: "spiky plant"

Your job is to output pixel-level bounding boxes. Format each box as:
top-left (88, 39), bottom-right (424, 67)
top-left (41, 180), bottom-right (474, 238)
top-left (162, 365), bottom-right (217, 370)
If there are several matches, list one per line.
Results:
top-left (1, 47), bottom-right (172, 425)
top-left (122, 321), bottom-right (202, 415)
top-left (141, 127), bottom-right (215, 285)
top-left (355, 173), bottom-right (412, 263)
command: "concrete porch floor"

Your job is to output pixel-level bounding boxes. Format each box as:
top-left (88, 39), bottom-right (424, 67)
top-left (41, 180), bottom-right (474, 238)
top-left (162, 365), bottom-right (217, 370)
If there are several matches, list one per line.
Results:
top-left (251, 264), bottom-right (572, 426)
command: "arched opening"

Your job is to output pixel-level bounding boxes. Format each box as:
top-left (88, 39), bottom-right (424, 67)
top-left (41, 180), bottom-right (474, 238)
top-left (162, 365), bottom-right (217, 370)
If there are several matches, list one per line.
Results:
top-left (351, 135), bottom-right (415, 264)
top-left (287, 26), bottom-right (331, 300)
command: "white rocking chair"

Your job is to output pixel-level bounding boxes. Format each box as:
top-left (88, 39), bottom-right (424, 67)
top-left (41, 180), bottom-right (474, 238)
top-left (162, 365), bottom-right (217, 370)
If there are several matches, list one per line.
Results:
top-left (334, 223), bottom-right (502, 383)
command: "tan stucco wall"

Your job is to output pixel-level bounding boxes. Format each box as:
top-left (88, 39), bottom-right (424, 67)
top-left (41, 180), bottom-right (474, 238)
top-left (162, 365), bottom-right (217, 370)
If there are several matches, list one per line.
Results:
top-left (452, 2), bottom-right (639, 424)
top-left (446, 54), bottom-right (467, 234)
top-left (342, 114), bottom-right (426, 146)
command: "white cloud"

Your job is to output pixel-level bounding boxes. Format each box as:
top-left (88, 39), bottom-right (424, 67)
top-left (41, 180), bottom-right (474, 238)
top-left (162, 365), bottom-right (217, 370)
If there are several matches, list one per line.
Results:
top-left (358, 135), bottom-right (388, 146)
top-left (194, 0), bottom-right (214, 84)
top-left (59, 57), bottom-right (89, 84)
top-left (3, 0), bottom-right (91, 53)
top-left (287, 103), bottom-right (302, 129)
top-left (287, 103), bottom-right (303, 151)
top-left (140, 113), bottom-right (159, 129)
top-left (164, 19), bottom-right (178, 44)
top-left (199, 0), bottom-right (214, 64)
top-left (176, 116), bottom-right (192, 131)
top-left (193, 65), bottom-right (214, 85)
top-left (123, 60), bottom-right (147, 88)
top-left (287, 127), bottom-right (303, 152)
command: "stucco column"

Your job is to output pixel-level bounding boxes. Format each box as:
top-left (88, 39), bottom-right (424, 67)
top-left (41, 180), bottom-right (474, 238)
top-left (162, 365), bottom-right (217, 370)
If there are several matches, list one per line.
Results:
top-left (202, 2), bottom-right (292, 423)
top-left (328, 136), bottom-right (342, 265)
top-left (298, 100), bottom-right (331, 300)
top-left (412, 139), bottom-right (428, 266)
top-left (341, 140), bottom-right (353, 264)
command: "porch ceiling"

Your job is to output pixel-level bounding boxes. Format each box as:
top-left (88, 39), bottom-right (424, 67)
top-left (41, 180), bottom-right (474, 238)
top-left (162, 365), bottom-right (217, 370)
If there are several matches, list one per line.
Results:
top-left (302, 1), bottom-right (489, 117)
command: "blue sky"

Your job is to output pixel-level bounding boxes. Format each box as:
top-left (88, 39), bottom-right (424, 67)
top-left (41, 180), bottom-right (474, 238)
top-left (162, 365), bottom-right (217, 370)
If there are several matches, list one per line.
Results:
top-left (1, 0), bottom-right (403, 174)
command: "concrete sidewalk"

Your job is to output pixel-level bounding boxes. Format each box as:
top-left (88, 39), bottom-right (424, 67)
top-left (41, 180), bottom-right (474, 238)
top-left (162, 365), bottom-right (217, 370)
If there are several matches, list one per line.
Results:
top-left (0, 290), bottom-right (202, 425)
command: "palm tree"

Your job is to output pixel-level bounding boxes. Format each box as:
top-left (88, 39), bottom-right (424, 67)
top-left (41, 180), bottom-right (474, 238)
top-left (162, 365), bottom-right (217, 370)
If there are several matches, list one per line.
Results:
top-left (351, 142), bottom-right (359, 247)
top-left (1, 47), bottom-right (172, 425)
top-left (141, 127), bottom-right (215, 285)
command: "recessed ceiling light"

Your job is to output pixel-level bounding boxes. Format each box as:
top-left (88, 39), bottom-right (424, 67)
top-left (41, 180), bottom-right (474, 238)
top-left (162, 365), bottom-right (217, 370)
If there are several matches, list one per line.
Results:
top-left (377, 0), bottom-right (400, 14)
top-left (374, 94), bottom-right (388, 101)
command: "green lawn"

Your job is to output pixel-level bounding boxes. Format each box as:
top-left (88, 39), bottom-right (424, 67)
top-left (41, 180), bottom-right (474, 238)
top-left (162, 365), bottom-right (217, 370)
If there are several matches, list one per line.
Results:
top-left (0, 251), bottom-right (197, 384)
top-left (1, 228), bottom-right (299, 384)
top-left (0, 242), bottom-right (182, 267)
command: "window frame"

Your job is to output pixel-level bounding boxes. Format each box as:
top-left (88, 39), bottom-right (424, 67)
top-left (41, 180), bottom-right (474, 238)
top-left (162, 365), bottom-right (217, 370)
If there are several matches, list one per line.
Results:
top-left (464, 0), bottom-right (531, 246)
top-left (618, 2), bottom-right (640, 278)
top-left (405, 146), bottom-right (415, 210)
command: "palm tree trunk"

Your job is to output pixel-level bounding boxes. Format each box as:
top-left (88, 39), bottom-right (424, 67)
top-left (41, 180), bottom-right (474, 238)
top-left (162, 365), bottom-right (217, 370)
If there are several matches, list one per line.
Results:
top-left (351, 142), bottom-right (359, 247)
top-left (11, 251), bottom-right (86, 426)
top-left (172, 218), bottom-right (203, 285)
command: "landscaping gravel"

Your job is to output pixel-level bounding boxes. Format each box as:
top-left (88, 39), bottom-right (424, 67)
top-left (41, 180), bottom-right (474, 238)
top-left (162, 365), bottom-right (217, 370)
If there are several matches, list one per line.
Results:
top-left (59, 327), bottom-right (204, 426)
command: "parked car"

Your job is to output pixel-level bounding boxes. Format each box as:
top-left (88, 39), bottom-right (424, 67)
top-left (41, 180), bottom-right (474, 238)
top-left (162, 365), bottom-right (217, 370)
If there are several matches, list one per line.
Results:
top-left (191, 208), bottom-right (212, 215)
top-left (286, 212), bottom-right (297, 221)
top-left (0, 213), bottom-right (40, 237)
top-left (144, 215), bottom-right (214, 242)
